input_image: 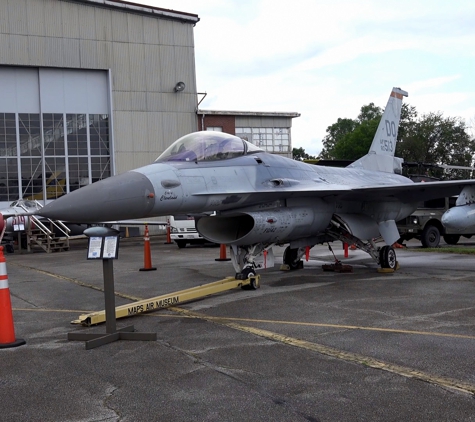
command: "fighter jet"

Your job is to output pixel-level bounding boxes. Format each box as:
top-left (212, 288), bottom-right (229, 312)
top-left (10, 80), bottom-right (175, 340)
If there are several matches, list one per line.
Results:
top-left (0, 200), bottom-right (43, 250)
top-left (38, 87), bottom-right (475, 278)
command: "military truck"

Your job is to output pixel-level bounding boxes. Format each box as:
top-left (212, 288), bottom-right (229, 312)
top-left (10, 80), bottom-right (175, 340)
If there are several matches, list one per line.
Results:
top-left (397, 196), bottom-right (474, 247)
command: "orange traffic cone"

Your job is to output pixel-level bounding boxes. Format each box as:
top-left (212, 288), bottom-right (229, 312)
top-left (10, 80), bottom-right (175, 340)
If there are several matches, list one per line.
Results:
top-left (139, 226), bottom-right (157, 271)
top-left (215, 244), bottom-right (231, 262)
top-left (164, 218), bottom-right (172, 244)
top-left (0, 246), bottom-right (26, 348)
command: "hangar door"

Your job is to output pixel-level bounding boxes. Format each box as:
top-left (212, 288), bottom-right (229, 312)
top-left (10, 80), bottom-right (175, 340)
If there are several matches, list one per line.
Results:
top-left (0, 67), bottom-right (111, 207)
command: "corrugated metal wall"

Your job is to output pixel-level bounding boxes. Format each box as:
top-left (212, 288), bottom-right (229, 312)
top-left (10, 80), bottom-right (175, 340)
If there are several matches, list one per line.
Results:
top-left (0, 0), bottom-right (199, 173)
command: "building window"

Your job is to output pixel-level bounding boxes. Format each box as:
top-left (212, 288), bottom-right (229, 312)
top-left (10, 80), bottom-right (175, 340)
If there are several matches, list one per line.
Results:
top-left (0, 112), bottom-right (110, 204)
top-left (0, 113), bottom-right (18, 202)
top-left (235, 127), bottom-right (290, 153)
top-left (206, 126), bottom-right (222, 132)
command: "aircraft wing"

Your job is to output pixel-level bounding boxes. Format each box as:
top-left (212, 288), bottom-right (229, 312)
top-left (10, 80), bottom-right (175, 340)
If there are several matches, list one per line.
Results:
top-left (342, 180), bottom-right (475, 202)
top-left (348, 179), bottom-right (475, 202)
top-left (100, 219), bottom-right (167, 226)
top-left (192, 179), bottom-right (475, 204)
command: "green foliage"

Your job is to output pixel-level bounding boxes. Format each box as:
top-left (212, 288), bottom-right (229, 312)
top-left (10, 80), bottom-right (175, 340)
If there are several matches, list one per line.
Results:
top-left (397, 109), bottom-right (474, 179)
top-left (292, 147), bottom-right (316, 161)
top-left (319, 103), bottom-right (382, 159)
top-left (406, 247), bottom-right (475, 254)
top-left (319, 118), bottom-right (357, 159)
top-left (314, 100), bottom-right (475, 180)
top-left (332, 120), bottom-right (379, 160)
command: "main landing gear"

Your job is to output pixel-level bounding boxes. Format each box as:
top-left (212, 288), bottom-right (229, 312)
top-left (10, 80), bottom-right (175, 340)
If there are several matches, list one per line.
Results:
top-left (282, 246), bottom-right (305, 270)
top-left (230, 239), bottom-right (399, 283)
top-left (379, 245), bottom-right (397, 270)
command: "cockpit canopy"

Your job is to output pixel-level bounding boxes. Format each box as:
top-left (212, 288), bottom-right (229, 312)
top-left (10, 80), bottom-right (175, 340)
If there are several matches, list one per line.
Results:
top-left (155, 131), bottom-right (263, 163)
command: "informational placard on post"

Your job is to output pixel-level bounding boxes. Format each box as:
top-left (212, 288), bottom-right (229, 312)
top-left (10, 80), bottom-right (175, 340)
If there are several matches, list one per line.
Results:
top-left (87, 234), bottom-right (119, 259)
top-left (103, 236), bottom-right (118, 259)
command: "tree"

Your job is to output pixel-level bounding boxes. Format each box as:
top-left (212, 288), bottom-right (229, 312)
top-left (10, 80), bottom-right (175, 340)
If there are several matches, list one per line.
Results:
top-left (319, 118), bottom-right (357, 159)
top-left (318, 103), bottom-right (382, 159)
top-left (332, 119), bottom-right (380, 159)
top-left (397, 109), bottom-right (474, 179)
top-left (318, 101), bottom-right (475, 180)
top-left (292, 147), bottom-right (315, 161)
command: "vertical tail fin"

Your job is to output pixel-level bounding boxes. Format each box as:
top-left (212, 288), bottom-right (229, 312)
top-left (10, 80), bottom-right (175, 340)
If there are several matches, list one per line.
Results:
top-left (349, 87), bottom-right (408, 173)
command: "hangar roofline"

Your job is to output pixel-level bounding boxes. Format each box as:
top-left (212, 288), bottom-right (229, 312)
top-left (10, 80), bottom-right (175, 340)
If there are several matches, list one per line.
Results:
top-left (70, 0), bottom-right (200, 23)
top-left (197, 110), bottom-right (301, 118)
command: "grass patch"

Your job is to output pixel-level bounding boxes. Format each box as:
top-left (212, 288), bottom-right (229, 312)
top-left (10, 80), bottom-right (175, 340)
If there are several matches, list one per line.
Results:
top-left (405, 247), bottom-right (475, 254)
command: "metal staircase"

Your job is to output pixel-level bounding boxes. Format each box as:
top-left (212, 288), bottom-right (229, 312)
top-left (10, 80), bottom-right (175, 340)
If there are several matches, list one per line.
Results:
top-left (9, 200), bottom-right (73, 253)
top-left (25, 215), bottom-right (71, 253)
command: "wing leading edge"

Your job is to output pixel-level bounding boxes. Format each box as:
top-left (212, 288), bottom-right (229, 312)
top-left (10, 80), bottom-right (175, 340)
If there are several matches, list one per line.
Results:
top-left (191, 179), bottom-right (475, 204)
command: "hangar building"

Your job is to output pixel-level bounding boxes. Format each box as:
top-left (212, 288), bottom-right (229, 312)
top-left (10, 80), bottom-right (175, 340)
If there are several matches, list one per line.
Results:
top-left (0, 0), bottom-right (199, 207)
top-left (0, 0), bottom-right (299, 210)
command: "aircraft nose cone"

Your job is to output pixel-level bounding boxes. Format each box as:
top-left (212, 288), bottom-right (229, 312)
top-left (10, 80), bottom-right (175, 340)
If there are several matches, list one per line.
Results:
top-left (39, 171), bottom-right (155, 222)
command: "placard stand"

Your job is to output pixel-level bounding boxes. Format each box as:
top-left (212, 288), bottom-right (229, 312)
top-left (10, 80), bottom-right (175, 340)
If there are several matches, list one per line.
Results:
top-left (68, 227), bottom-right (157, 349)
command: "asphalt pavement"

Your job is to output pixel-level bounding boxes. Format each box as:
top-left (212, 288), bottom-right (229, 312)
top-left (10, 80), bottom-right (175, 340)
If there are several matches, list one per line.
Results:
top-left (1, 236), bottom-right (475, 421)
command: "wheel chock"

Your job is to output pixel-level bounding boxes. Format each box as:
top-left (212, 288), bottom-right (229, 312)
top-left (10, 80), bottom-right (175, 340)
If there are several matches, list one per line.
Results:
top-left (377, 261), bottom-right (400, 273)
top-left (279, 261), bottom-right (304, 271)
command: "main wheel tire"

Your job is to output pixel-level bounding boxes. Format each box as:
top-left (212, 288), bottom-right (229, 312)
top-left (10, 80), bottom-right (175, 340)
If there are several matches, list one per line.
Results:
top-left (379, 245), bottom-right (396, 269)
top-left (175, 240), bottom-right (187, 249)
top-left (421, 225), bottom-right (440, 248)
top-left (283, 246), bottom-right (300, 270)
top-left (443, 234), bottom-right (460, 245)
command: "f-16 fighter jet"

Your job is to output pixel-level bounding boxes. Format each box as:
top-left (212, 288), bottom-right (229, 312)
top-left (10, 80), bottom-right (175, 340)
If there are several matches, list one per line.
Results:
top-left (39, 88), bottom-right (475, 278)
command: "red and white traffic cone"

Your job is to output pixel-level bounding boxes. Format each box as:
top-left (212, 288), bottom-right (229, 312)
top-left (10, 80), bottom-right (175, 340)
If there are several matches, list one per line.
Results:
top-left (0, 246), bottom-right (26, 348)
top-left (139, 226), bottom-right (157, 271)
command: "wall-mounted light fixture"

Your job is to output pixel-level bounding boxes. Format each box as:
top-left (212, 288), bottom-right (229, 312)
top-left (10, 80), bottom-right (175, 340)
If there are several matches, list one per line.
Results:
top-left (174, 82), bottom-right (185, 92)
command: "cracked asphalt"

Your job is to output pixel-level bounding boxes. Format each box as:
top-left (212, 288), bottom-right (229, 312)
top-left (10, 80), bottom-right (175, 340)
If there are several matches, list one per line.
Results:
top-left (1, 236), bottom-right (475, 421)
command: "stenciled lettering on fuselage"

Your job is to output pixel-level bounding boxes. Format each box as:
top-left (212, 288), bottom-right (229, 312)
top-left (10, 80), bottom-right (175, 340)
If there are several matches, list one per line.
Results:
top-left (160, 190), bottom-right (178, 201)
top-left (127, 296), bottom-right (179, 315)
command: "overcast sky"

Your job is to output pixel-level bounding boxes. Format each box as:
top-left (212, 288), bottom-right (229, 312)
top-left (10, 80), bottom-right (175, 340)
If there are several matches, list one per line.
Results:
top-left (142, 0), bottom-right (475, 156)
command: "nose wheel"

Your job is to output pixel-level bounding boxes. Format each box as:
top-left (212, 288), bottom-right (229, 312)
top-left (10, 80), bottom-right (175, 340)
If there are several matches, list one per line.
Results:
top-left (236, 267), bottom-right (260, 290)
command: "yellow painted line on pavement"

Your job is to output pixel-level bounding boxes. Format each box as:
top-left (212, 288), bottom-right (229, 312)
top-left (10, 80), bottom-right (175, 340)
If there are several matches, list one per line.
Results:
top-left (8, 262), bottom-right (142, 301)
top-left (181, 315), bottom-right (475, 341)
top-left (11, 263), bottom-right (475, 394)
top-left (15, 262), bottom-right (475, 340)
top-left (168, 307), bottom-right (475, 396)
top-left (13, 308), bottom-right (93, 314)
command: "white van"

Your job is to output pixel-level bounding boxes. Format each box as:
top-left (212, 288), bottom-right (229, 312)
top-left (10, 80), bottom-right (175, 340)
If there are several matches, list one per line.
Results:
top-left (168, 215), bottom-right (209, 248)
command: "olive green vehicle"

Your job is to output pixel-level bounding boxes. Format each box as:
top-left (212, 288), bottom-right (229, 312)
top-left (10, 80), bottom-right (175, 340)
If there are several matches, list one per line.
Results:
top-left (397, 197), bottom-right (474, 247)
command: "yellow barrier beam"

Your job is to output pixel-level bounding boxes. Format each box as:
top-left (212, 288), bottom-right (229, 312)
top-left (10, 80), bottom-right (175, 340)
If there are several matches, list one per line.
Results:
top-left (72, 275), bottom-right (260, 326)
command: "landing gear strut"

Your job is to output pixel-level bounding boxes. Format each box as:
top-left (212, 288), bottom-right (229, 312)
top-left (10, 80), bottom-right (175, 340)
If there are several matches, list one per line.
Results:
top-left (283, 246), bottom-right (304, 270)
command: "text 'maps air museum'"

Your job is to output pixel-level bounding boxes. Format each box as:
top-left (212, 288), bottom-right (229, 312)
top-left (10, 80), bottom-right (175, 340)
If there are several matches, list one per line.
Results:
top-left (0, 0), bottom-right (300, 223)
